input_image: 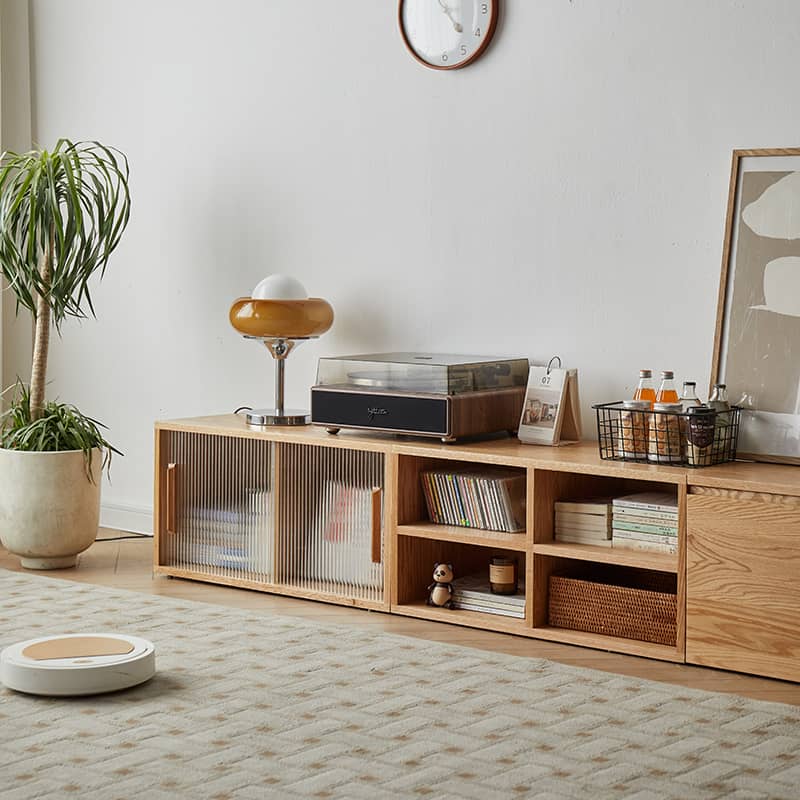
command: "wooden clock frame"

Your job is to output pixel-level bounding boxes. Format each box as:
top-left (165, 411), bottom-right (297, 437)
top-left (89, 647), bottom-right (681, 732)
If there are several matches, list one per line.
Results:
top-left (398, 0), bottom-right (500, 71)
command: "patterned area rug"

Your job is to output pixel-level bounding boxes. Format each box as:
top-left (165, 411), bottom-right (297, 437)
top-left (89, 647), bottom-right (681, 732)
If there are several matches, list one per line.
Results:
top-left (1, 572), bottom-right (799, 800)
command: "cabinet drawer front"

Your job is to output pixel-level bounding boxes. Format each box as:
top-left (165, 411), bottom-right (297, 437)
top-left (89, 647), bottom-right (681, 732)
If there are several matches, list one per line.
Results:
top-left (687, 493), bottom-right (800, 681)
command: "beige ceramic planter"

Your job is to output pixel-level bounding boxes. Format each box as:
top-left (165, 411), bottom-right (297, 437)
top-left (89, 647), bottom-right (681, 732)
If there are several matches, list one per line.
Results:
top-left (0, 448), bottom-right (101, 569)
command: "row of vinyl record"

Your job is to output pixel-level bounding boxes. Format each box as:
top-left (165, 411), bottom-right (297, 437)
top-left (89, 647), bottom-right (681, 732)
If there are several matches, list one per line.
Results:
top-left (554, 491), bottom-right (678, 554)
top-left (421, 468), bottom-right (526, 533)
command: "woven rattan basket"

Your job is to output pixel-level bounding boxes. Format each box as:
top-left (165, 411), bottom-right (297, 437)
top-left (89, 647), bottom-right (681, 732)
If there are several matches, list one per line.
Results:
top-left (548, 571), bottom-right (677, 646)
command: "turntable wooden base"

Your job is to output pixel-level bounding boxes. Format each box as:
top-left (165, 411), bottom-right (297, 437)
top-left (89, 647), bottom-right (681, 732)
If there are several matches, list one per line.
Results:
top-left (311, 386), bottom-right (526, 443)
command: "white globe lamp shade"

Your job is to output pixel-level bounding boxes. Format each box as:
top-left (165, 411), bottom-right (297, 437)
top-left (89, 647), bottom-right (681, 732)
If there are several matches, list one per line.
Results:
top-left (251, 274), bottom-right (308, 300)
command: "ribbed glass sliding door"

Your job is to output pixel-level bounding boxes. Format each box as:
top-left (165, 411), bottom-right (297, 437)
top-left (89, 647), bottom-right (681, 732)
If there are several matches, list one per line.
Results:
top-left (276, 443), bottom-right (385, 604)
top-left (161, 431), bottom-right (275, 583)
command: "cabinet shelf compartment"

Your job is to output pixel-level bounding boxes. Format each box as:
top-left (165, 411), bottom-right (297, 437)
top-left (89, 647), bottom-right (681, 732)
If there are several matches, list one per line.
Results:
top-left (157, 431), bottom-right (275, 584)
top-left (398, 454), bottom-right (527, 534)
top-left (533, 468), bottom-right (679, 547)
top-left (394, 534), bottom-right (527, 628)
top-left (398, 523), bottom-right (527, 551)
top-left (275, 442), bottom-right (386, 606)
top-left (545, 563), bottom-right (677, 647)
top-left (393, 601), bottom-right (528, 635)
top-left (531, 626), bottom-right (683, 663)
top-left (532, 542), bottom-right (677, 572)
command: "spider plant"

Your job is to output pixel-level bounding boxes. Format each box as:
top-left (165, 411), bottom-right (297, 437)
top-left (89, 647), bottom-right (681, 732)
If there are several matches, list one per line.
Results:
top-left (0, 139), bottom-right (130, 465)
top-left (0, 382), bottom-right (120, 478)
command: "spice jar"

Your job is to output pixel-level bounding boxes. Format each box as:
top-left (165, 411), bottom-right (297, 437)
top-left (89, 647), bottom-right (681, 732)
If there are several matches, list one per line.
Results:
top-left (686, 406), bottom-right (716, 466)
top-left (618, 399), bottom-right (650, 459)
top-left (489, 557), bottom-right (518, 595)
top-left (648, 402), bottom-right (684, 463)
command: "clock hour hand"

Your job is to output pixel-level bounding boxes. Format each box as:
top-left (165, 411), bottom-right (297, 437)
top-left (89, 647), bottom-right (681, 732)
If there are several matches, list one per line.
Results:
top-left (437, 0), bottom-right (463, 33)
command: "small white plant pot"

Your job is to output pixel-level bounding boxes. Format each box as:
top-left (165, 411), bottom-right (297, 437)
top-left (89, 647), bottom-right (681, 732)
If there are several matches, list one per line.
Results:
top-left (0, 448), bottom-right (102, 569)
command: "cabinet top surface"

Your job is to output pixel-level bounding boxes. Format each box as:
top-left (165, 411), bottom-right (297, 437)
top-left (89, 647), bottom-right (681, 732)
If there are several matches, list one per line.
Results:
top-left (155, 415), bottom-right (800, 494)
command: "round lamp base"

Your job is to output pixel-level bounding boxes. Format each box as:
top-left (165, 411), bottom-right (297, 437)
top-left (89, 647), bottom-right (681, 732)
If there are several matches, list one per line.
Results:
top-left (246, 408), bottom-right (310, 427)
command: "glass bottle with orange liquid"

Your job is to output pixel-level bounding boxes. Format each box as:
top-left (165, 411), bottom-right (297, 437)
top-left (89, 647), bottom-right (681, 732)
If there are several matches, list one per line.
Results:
top-left (655, 370), bottom-right (679, 403)
top-left (633, 369), bottom-right (656, 408)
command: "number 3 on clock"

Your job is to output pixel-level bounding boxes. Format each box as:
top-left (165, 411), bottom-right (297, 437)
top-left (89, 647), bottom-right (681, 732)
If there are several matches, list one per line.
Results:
top-left (398, 0), bottom-right (499, 71)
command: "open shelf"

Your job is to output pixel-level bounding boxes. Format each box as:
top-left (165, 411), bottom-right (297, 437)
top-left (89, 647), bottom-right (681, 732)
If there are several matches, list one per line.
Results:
top-left (532, 468), bottom-right (680, 546)
top-left (392, 600), bottom-right (528, 633)
top-left (397, 453), bottom-right (527, 532)
top-left (533, 542), bottom-right (677, 572)
top-left (395, 534), bottom-right (528, 624)
top-left (531, 626), bottom-right (682, 662)
top-left (398, 522), bottom-right (528, 551)
top-left (532, 556), bottom-right (678, 655)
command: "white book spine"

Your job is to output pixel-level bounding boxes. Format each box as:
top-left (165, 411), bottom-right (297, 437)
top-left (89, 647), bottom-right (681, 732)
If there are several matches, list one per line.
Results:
top-left (613, 500), bottom-right (678, 513)
top-left (613, 529), bottom-right (678, 545)
top-left (612, 539), bottom-right (677, 554)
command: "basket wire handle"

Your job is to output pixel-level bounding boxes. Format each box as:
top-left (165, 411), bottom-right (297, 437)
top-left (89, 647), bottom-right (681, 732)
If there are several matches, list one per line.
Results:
top-left (546, 355), bottom-right (562, 374)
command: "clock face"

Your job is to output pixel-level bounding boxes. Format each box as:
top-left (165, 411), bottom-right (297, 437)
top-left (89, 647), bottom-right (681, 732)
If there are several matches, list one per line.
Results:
top-left (399, 0), bottom-right (498, 70)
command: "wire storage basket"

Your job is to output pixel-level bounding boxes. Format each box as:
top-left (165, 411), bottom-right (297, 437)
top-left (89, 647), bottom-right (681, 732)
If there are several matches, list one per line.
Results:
top-left (593, 402), bottom-right (740, 467)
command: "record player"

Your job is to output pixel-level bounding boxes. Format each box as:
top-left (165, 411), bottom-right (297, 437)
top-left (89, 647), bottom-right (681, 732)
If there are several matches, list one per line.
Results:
top-left (311, 353), bottom-right (529, 442)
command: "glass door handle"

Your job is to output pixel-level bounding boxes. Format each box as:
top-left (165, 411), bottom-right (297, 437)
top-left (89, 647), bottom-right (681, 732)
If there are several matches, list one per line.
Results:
top-left (371, 487), bottom-right (382, 564)
top-left (166, 463), bottom-right (178, 535)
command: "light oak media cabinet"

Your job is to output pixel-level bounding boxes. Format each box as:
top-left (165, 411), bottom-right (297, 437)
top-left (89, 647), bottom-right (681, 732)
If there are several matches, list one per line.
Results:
top-left (154, 415), bottom-right (800, 683)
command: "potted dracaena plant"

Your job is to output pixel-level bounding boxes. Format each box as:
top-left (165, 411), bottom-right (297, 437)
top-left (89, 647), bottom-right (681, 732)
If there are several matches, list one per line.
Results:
top-left (0, 139), bottom-right (130, 568)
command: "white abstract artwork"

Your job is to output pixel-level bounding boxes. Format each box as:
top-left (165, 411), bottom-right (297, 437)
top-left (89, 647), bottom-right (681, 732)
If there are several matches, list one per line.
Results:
top-left (716, 152), bottom-right (800, 462)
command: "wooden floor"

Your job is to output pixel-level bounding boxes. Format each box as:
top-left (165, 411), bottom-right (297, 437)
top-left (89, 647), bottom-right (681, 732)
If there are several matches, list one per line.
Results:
top-left (2, 531), bottom-right (799, 706)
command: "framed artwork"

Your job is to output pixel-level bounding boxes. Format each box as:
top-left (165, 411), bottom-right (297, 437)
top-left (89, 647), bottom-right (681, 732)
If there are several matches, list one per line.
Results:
top-left (711, 148), bottom-right (800, 464)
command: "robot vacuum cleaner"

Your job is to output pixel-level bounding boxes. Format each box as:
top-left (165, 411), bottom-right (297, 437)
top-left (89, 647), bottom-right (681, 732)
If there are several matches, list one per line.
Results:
top-left (0, 634), bottom-right (156, 696)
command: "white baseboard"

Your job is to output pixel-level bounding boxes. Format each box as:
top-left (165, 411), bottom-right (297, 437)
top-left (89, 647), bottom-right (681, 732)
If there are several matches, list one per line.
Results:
top-left (100, 503), bottom-right (153, 536)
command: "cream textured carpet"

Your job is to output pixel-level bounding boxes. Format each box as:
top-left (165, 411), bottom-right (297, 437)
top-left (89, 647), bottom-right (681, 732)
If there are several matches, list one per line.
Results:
top-left (1, 572), bottom-right (799, 800)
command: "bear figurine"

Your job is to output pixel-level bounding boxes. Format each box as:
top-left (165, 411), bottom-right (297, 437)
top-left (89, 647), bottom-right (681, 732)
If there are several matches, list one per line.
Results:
top-left (427, 562), bottom-right (454, 609)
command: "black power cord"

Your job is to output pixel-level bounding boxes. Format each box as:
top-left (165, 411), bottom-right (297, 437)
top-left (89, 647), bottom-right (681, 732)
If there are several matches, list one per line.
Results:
top-left (95, 533), bottom-right (152, 542)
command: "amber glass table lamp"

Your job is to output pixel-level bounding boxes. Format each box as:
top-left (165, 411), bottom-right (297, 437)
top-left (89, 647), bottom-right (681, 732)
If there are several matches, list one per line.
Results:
top-left (229, 275), bottom-right (334, 426)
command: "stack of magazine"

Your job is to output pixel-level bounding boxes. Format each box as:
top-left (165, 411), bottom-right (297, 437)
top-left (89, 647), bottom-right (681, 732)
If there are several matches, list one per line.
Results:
top-left (611, 492), bottom-right (678, 553)
top-left (421, 468), bottom-right (525, 532)
top-left (450, 573), bottom-right (525, 618)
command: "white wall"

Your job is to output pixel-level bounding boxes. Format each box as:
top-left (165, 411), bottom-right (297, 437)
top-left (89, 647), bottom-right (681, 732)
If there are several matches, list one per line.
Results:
top-left (20, 0), bottom-right (800, 530)
top-left (1, 0), bottom-right (32, 399)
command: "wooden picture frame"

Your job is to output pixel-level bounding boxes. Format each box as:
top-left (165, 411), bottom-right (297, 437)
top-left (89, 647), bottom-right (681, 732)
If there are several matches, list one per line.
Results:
top-left (711, 148), bottom-right (800, 465)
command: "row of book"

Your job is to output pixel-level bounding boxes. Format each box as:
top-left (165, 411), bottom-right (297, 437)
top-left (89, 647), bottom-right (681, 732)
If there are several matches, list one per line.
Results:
top-left (554, 492), bottom-right (678, 554)
top-left (180, 482), bottom-right (383, 588)
top-left (181, 491), bottom-right (273, 571)
top-left (450, 573), bottom-right (525, 619)
top-left (421, 468), bottom-right (525, 533)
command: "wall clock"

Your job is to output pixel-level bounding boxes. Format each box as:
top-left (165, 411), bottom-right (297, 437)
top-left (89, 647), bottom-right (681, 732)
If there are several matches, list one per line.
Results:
top-left (399, 1), bottom-right (499, 70)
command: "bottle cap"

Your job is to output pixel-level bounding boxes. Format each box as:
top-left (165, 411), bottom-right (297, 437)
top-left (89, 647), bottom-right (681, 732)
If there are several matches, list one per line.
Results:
top-left (653, 402), bottom-right (682, 411)
top-left (683, 381), bottom-right (696, 387)
top-left (687, 405), bottom-right (715, 416)
top-left (661, 370), bottom-right (674, 379)
top-left (638, 369), bottom-right (652, 378)
top-left (623, 400), bottom-right (651, 409)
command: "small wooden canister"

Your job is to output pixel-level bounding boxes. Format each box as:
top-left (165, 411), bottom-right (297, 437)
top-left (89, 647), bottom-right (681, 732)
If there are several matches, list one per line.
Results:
top-left (489, 557), bottom-right (518, 595)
